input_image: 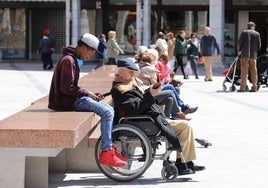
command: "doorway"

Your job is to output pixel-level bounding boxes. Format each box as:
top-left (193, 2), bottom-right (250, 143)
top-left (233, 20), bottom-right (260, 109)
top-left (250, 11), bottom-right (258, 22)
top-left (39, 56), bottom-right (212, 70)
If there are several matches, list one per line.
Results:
top-left (249, 12), bottom-right (268, 55)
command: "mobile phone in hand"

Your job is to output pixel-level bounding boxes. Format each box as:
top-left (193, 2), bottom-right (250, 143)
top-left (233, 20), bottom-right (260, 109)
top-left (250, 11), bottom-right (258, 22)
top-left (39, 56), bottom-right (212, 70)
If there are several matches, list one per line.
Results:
top-left (102, 92), bottom-right (111, 97)
top-left (152, 82), bottom-right (161, 89)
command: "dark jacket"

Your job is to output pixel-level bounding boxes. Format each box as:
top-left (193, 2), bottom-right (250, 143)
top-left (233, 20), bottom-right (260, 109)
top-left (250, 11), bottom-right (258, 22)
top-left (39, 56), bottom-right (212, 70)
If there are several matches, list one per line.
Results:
top-left (111, 78), bottom-right (181, 149)
top-left (173, 36), bottom-right (187, 56)
top-left (187, 40), bottom-right (199, 59)
top-left (111, 80), bottom-right (155, 123)
top-left (238, 29), bottom-right (261, 59)
top-left (200, 34), bottom-right (221, 56)
top-left (96, 38), bottom-right (107, 60)
top-left (39, 36), bottom-right (52, 54)
top-left (48, 46), bottom-right (89, 111)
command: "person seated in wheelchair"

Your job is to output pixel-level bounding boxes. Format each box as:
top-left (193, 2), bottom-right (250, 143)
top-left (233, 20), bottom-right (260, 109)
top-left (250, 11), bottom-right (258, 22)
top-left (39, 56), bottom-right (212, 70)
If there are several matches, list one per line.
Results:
top-left (110, 58), bottom-right (205, 174)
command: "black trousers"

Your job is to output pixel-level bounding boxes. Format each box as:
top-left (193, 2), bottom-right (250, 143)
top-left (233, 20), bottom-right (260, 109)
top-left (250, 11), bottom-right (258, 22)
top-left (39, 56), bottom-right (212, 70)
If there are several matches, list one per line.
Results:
top-left (174, 54), bottom-right (186, 77)
top-left (41, 52), bottom-right (53, 70)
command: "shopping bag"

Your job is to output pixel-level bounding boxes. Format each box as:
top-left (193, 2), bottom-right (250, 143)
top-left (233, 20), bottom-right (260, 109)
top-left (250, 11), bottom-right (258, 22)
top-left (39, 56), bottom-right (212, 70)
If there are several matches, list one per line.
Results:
top-left (184, 61), bottom-right (192, 75)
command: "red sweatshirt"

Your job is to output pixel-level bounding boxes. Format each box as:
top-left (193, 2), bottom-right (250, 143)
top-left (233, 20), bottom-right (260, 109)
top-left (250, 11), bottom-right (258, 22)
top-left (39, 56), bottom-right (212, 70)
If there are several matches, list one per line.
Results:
top-left (48, 46), bottom-right (88, 111)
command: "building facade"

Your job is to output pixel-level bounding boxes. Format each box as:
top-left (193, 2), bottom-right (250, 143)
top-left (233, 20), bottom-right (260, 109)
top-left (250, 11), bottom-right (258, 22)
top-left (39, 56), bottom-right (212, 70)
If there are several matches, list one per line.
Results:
top-left (0, 0), bottom-right (267, 60)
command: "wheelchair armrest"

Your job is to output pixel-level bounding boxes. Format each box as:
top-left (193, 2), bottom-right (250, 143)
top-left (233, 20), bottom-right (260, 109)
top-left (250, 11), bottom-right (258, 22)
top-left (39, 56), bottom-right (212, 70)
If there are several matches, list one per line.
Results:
top-left (118, 115), bottom-right (155, 124)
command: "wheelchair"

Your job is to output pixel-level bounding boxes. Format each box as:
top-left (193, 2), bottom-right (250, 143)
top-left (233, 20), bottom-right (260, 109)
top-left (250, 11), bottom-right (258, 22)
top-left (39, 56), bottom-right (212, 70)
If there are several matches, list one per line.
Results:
top-left (95, 115), bottom-right (193, 182)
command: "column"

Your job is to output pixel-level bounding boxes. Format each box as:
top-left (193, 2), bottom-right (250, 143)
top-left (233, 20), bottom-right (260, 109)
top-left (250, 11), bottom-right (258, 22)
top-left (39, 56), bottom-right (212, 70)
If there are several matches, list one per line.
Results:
top-left (66, 0), bottom-right (71, 45)
top-left (136, 0), bottom-right (143, 48)
top-left (197, 11), bottom-right (207, 35)
top-left (115, 11), bottom-right (129, 44)
top-left (209, 0), bottom-right (224, 65)
top-left (143, 0), bottom-right (151, 47)
top-left (71, 0), bottom-right (81, 45)
top-left (185, 11), bottom-right (193, 36)
top-left (237, 11), bottom-right (249, 36)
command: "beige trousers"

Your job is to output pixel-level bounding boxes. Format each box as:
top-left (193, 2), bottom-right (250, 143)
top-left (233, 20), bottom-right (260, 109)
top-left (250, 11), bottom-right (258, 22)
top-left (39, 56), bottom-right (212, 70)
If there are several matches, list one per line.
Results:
top-left (203, 56), bottom-right (214, 80)
top-left (240, 57), bottom-right (258, 91)
top-left (167, 119), bottom-right (196, 162)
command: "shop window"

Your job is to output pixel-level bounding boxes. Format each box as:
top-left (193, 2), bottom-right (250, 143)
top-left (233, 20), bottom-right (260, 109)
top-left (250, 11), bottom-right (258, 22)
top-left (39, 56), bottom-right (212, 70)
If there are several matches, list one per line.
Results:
top-left (224, 10), bottom-right (236, 56)
top-left (81, 9), bottom-right (96, 35)
top-left (162, 0), bottom-right (208, 5)
top-left (233, 0), bottom-right (268, 5)
top-left (0, 8), bottom-right (26, 58)
top-left (110, 0), bottom-right (157, 5)
top-left (31, 9), bottom-right (65, 54)
top-left (160, 11), bottom-right (208, 39)
top-left (107, 11), bottom-right (137, 54)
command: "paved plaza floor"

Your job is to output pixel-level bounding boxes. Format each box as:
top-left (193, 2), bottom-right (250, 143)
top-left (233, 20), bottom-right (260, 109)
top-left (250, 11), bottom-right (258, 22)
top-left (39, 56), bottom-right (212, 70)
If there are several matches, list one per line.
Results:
top-left (1, 59), bottom-right (268, 188)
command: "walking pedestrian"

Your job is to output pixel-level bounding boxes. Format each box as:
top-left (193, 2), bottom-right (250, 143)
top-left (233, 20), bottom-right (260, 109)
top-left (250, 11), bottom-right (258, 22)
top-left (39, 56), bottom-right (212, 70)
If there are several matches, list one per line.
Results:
top-left (187, 33), bottom-right (200, 79)
top-left (107, 30), bottom-right (124, 65)
top-left (38, 28), bottom-right (54, 70)
top-left (173, 30), bottom-right (188, 79)
top-left (96, 34), bottom-right (107, 66)
top-left (200, 27), bottom-right (221, 81)
top-left (237, 22), bottom-right (261, 92)
top-left (167, 32), bottom-right (176, 70)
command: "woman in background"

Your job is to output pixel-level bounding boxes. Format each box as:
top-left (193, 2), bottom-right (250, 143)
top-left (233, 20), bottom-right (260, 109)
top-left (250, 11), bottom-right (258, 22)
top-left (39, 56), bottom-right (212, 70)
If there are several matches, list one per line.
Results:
top-left (107, 30), bottom-right (124, 65)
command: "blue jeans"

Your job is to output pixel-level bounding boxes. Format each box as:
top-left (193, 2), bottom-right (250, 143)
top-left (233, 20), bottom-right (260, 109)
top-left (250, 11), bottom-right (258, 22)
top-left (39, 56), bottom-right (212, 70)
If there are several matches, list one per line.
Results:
top-left (162, 84), bottom-right (187, 112)
top-left (189, 57), bottom-right (199, 77)
top-left (75, 96), bottom-right (114, 151)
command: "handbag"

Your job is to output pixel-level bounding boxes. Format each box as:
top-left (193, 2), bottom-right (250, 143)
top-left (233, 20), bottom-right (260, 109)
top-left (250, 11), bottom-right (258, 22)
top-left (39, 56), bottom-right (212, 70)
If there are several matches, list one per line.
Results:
top-left (198, 56), bottom-right (204, 65)
top-left (184, 61), bottom-right (192, 75)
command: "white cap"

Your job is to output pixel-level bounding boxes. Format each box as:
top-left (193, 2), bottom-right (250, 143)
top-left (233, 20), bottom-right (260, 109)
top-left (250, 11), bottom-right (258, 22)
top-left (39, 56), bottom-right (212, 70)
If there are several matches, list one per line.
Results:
top-left (81, 33), bottom-right (99, 50)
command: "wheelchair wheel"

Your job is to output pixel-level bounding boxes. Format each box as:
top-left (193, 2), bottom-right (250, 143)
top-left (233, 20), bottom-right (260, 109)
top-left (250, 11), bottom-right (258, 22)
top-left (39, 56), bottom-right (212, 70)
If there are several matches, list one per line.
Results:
top-left (161, 163), bottom-right (178, 180)
top-left (95, 124), bottom-right (152, 182)
top-left (229, 85), bottom-right (236, 92)
top-left (222, 84), bottom-right (227, 91)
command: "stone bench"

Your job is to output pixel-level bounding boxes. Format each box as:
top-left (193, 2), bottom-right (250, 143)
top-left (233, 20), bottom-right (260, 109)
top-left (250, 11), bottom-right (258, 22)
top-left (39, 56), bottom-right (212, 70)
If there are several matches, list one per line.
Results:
top-left (0, 65), bottom-right (116, 188)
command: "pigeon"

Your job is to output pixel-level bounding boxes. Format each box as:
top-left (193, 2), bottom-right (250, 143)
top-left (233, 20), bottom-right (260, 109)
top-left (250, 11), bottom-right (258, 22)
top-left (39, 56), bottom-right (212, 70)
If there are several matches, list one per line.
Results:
top-left (195, 138), bottom-right (212, 148)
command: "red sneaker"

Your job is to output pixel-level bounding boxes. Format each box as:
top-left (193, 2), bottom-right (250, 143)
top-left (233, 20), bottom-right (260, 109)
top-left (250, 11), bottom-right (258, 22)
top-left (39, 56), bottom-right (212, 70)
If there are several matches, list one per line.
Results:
top-left (99, 149), bottom-right (127, 167)
top-left (112, 145), bottom-right (128, 162)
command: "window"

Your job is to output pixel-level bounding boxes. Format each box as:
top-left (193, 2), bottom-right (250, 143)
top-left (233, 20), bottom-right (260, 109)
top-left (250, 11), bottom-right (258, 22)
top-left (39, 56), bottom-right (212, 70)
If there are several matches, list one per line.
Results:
top-left (0, 8), bottom-right (26, 58)
top-left (110, 0), bottom-right (157, 5)
top-left (162, 0), bottom-right (208, 5)
top-left (160, 11), bottom-right (208, 38)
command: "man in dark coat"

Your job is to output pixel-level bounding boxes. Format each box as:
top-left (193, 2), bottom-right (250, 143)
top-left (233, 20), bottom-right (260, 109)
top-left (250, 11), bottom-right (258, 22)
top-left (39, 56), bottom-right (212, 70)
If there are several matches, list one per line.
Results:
top-left (237, 22), bottom-right (261, 92)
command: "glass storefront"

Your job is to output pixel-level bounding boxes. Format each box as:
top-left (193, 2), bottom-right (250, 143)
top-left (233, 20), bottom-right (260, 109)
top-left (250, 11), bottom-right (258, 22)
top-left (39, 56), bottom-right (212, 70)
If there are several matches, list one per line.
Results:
top-left (162, 0), bottom-right (208, 5)
top-left (0, 0), bottom-right (267, 59)
top-left (106, 11), bottom-right (137, 54)
top-left (224, 10), bottom-right (236, 56)
top-left (233, 0), bottom-right (268, 5)
top-left (160, 11), bottom-right (208, 38)
top-left (110, 0), bottom-right (157, 5)
top-left (0, 8), bottom-right (26, 58)
top-left (106, 9), bottom-right (209, 54)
